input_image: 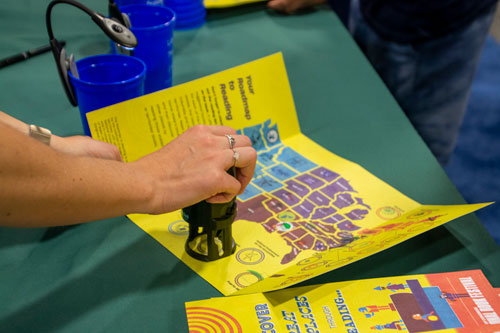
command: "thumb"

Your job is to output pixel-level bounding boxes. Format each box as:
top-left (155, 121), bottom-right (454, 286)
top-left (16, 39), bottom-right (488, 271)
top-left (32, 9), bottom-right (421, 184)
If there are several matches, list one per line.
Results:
top-left (205, 173), bottom-right (241, 203)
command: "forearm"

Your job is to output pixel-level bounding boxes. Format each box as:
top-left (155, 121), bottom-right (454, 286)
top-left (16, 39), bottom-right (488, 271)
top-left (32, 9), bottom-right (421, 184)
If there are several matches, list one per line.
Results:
top-left (1, 122), bottom-right (257, 228)
top-left (0, 110), bottom-right (123, 160)
top-left (0, 123), bottom-right (153, 227)
top-left (0, 109), bottom-right (74, 150)
top-left (0, 110), bottom-right (29, 134)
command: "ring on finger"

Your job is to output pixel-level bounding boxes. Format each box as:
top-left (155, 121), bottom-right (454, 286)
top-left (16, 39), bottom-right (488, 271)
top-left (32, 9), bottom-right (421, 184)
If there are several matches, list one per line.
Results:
top-left (232, 148), bottom-right (239, 166)
top-left (225, 134), bottom-right (235, 149)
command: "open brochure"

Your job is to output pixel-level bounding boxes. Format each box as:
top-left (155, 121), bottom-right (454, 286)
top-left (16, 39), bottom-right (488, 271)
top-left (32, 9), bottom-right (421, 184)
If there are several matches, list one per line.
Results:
top-left (185, 270), bottom-right (500, 332)
top-left (87, 53), bottom-right (490, 296)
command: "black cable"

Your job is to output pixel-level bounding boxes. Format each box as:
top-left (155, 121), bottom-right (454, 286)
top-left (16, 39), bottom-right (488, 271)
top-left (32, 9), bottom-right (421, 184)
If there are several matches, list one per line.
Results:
top-left (46, 0), bottom-right (95, 41)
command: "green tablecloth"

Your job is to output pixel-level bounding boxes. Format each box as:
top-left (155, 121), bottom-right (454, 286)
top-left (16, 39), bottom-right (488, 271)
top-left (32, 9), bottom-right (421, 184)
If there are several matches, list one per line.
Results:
top-left (0, 0), bottom-right (498, 331)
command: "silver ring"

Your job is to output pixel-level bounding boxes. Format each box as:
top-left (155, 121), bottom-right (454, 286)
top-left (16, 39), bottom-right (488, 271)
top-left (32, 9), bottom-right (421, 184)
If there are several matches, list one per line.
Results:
top-left (225, 134), bottom-right (235, 150)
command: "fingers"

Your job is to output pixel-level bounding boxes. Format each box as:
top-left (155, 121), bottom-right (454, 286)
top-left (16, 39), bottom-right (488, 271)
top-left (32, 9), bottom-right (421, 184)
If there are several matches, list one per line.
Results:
top-left (162, 125), bottom-right (257, 206)
top-left (198, 128), bottom-right (257, 203)
top-left (203, 145), bottom-right (257, 204)
top-left (267, 0), bottom-right (326, 14)
top-left (218, 146), bottom-right (256, 197)
top-left (188, 125), bottom-right (251, 149)
top-left (220, 134), bottom-right (252, 149)
top-left (204, 125), bottom-right (237, 136)
top-left (208, 127), bottom-right (257, 201)
top-left (83, 138), bottom-right (123, 161)
top-left (267, 0), bottom-right (287, 12)
top-left (268, 0), bottom-right (299, 13)
top-left (100, 143), bottom-right (123, 162)
top-left (51, 135), bottom-right (123, 162)
top-left (230, 146), bottom-right (256, 178)
top-left (206, 168), bottom-right (242, 203)
top-left (206, 188), bottom-right (240, 204)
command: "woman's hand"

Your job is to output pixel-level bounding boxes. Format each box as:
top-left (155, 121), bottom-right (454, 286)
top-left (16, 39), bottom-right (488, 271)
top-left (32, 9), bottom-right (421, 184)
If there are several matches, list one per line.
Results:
top-left (131, 125), bottom-right (257, 214)
top-left (267, 0), bottom-right (326, 14)
top-left (51, 135), bottom-right (123, 161)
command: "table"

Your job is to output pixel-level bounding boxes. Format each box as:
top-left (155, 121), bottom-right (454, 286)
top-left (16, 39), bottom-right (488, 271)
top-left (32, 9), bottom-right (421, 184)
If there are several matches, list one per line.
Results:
top-left (1, 0), bottom-right (499, 331)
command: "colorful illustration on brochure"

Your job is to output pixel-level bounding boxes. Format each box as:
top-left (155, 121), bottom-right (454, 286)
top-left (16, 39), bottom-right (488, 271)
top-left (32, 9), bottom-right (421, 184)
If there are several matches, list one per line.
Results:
top-left (186, 270), bottom-right (500, 332)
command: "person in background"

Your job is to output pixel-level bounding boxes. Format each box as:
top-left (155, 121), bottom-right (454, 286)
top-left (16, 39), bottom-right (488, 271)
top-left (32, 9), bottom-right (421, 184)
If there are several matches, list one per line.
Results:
top-left (268, 0), bottom-right (498, 165)
top-left (0, 110), bottom-right (256, 227)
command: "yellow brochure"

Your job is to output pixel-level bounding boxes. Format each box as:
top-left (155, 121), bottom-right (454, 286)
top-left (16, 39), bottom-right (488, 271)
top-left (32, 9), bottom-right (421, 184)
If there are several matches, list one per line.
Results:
top-left (185, 270), bottom-right (500, 332)
top-left (204, 0), bottom-right (266, 9)
top-left (87, 53), bottom-right (491, 296)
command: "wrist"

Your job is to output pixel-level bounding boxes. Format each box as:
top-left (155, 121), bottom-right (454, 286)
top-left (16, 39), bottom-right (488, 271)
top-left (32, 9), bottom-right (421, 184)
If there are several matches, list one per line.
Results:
top-left (49, 134), bottom-right (65, 151)
top-left (126, 160), bottom-right (158, 214)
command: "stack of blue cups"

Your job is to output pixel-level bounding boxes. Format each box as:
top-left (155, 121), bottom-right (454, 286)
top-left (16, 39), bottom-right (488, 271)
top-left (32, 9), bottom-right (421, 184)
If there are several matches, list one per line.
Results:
top-left (114, 0), bottom-right (205, 30)
top-left (164, 0), bottom-right (206, 30)
top-left (118, 4), bottom-right (175, 93)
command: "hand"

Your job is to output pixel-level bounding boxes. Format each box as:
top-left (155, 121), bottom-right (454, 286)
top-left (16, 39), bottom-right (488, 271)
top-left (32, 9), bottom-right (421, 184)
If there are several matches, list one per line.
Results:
top-left (0, 110), bottom-right (122, 161)
top-left (131, 125), bottom-right (257, 214)
top-left (267, 0), bottom-right (326, 14)
top-left (51, 135), bottom-right (123, 161)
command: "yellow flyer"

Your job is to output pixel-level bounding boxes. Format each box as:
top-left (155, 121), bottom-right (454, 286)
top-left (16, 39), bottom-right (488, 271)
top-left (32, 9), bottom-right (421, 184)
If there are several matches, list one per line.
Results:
top-left (87, 53), bottom-right (491, 296)
top-left (185, 270), bottom-right (500, 332)
top-left (204, 0), bottom-right (266, 9)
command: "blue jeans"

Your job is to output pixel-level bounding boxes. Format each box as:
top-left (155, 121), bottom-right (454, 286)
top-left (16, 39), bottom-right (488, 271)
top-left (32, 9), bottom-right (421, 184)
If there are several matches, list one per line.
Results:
top-left (349, 0), bottom-right (496, 165)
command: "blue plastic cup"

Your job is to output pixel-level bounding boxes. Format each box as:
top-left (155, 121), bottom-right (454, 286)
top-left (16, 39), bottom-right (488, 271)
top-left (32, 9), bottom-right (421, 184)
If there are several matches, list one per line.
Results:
top-left (173, 8), bottom-right (206, 30)
top-left (68, 54), bottom-right (146, 136)
top-left (119, 4), bottom-right (176, 94)
top-left (164, 0), bottom-right (205, 30)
